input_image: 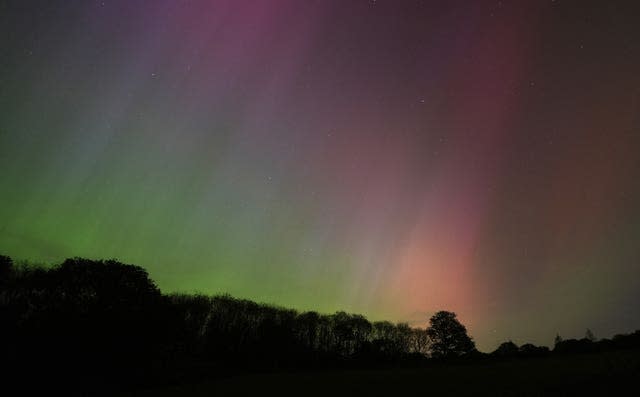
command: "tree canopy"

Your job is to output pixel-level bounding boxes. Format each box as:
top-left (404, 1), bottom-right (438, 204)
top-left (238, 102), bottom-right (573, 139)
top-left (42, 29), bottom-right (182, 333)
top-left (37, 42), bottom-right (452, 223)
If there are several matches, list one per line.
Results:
top-left (426, 311), bottom-right (476, 358)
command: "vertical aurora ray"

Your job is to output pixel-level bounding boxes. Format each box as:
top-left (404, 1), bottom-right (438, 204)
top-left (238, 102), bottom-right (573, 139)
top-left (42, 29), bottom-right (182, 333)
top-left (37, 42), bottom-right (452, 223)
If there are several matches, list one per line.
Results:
top-left (1, 0), bottom-right (639, 351)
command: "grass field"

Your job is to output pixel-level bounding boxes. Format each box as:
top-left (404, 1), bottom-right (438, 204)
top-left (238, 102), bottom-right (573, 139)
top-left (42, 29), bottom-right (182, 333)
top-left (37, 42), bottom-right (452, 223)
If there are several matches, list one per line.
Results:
top-left (121, 348), bottom-right (640, 396)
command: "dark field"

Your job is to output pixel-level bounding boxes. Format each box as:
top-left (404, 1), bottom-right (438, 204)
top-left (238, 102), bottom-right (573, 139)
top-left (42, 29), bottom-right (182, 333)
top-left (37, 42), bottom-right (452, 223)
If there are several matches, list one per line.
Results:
top-left (123, 348), bottom-right (640, 396)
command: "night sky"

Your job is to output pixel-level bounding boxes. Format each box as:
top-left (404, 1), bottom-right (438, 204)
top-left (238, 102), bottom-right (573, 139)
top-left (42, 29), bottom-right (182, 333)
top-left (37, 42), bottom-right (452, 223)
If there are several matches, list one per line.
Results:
top-left (1, 0), bottom-right (639, 351)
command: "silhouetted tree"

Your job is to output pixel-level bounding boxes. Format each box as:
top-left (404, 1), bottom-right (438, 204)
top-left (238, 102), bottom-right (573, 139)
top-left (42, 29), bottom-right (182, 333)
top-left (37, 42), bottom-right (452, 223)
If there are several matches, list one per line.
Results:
top-left (297, 311), bottom-right (320, 342)
top-left (611, 331), bottom-right (640, 349)
top-left (554, 338), bottom-right (595, 354)
top-left (585, 328), bottom-right (596, 342)
top-left (409, 328), bottom-right (430, 355)
top-left (555, 333), bottom-right (563, 346)
top-left (0, 255), bottom-right (11, 284)
top-left (426, 311), bottom-right (475, 358)
top-left (370, 321), bottom-right (397, 358)
top-left (492, 340), bottom-right (519, 357)
top-left (331, 311), bottom-right (372, 356)
top-left (519, 343), bottom-right (549, 357)
top-left (394, 323), bottom-right (413, 355)
top-left (168, 293), bottom-right (216, 357)
top-left (1, 257), bottom-right (175, 391)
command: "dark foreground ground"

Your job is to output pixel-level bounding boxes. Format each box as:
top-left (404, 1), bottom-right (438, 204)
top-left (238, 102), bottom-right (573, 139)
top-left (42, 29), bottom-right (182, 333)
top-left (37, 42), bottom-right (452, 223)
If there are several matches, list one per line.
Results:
top-left (118, 348), bottom-right (640, 396)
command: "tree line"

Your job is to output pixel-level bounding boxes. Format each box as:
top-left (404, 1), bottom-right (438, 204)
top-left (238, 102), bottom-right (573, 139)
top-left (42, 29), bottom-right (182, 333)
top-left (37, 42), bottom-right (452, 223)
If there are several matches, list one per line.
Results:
top-left (0, 256), bottom-right (469, 389)
top-left (1, 255), bottom-right (639, 391)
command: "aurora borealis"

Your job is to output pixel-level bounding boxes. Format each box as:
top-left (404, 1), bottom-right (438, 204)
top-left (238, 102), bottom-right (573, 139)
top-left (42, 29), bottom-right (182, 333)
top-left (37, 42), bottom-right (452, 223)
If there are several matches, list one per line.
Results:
top-left (1, 0), bottom-right (639, 351)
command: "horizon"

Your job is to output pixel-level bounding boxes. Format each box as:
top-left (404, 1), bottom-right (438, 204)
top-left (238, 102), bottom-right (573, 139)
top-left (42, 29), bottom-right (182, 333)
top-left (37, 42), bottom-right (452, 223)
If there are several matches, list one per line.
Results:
top-left (3, 253), bottom-right (630, 352)
top-left (1, 253), bottom-right (630, 352)
top-left (1, 0), bottom-right (640, 353)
